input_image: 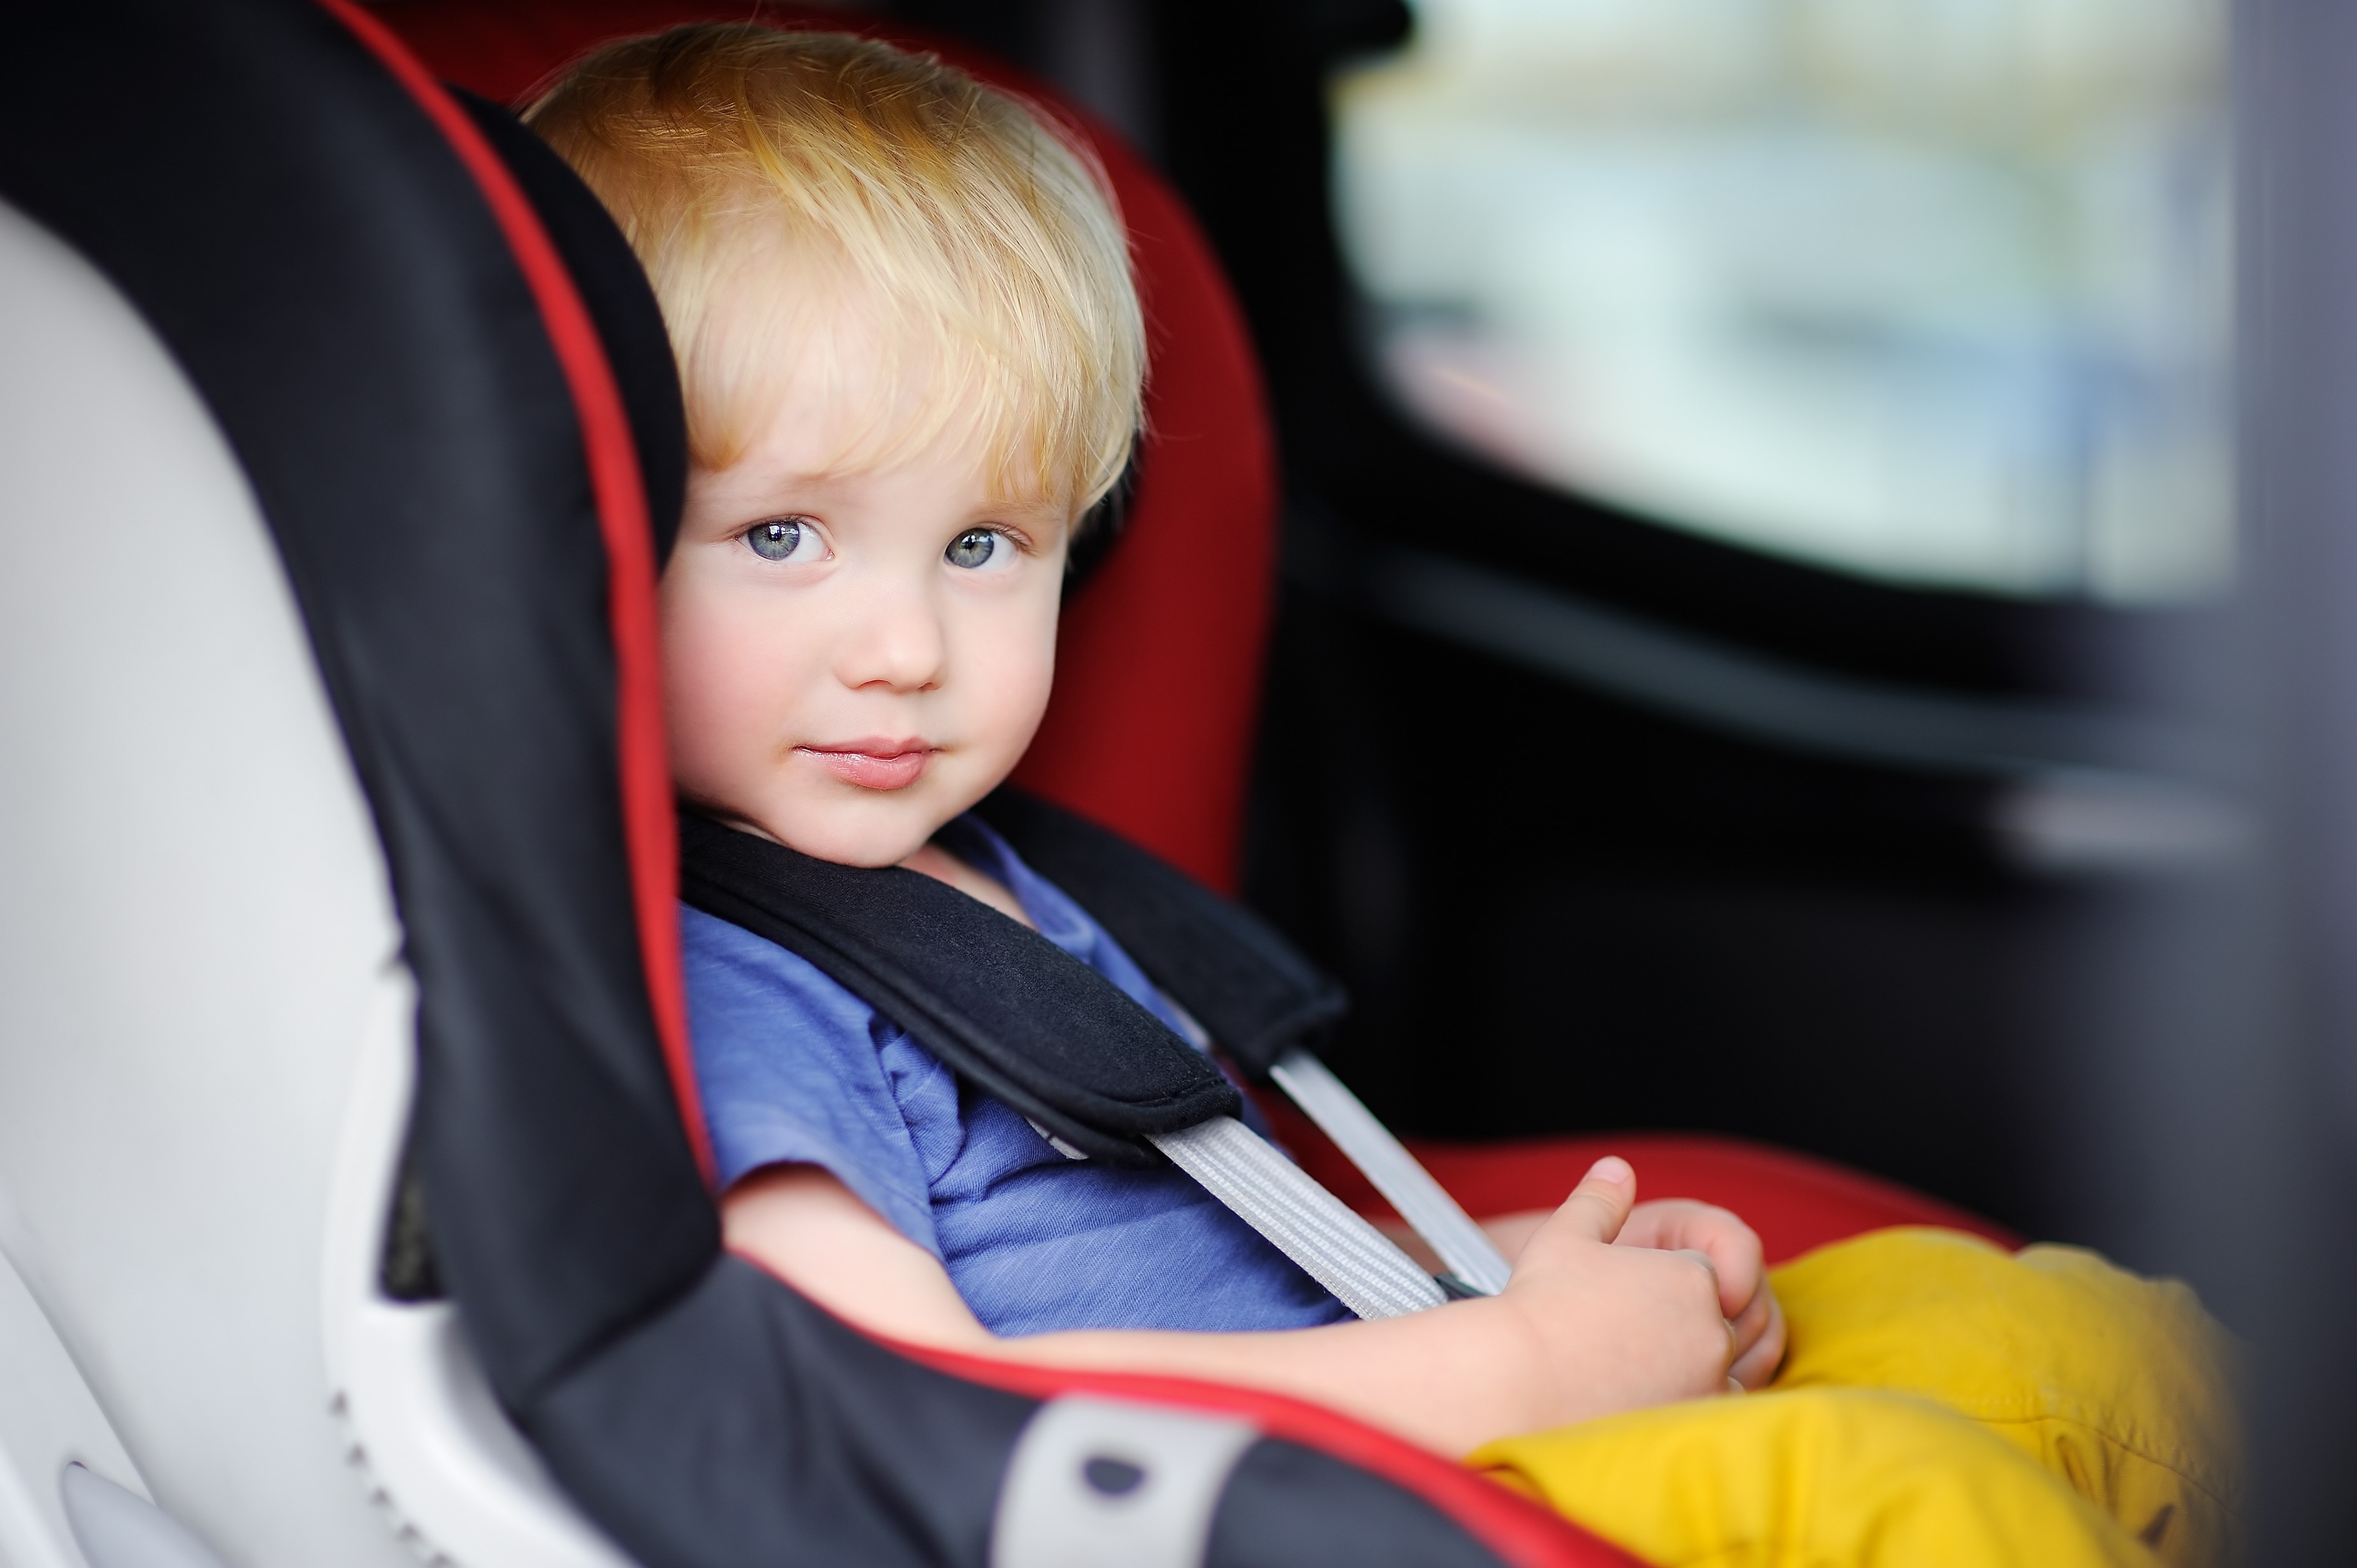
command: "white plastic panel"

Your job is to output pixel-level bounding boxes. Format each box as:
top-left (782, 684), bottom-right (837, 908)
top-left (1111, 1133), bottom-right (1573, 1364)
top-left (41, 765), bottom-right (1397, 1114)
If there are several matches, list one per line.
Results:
top-left (0, 196), bottom-right (429, 1567)
top-left (0, 1225), bottom-right (145, 1568)
top-left (319, 972), bottom-right (636, 1568)
top-left (59, 1467), bottom-right (227, 1568)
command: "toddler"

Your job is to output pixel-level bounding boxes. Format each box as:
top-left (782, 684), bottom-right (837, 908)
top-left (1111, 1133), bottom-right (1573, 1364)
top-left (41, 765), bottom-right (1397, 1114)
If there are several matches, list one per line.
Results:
top-left (530, 25), bottom-right (2235, 1565)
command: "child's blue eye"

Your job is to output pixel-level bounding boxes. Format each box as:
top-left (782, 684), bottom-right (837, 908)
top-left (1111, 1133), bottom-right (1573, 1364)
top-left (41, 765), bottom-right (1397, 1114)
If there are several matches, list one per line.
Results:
top-left (945, 528), bottom-right (1015, 572)
top-left (745, 518), bottom-right (818, 563)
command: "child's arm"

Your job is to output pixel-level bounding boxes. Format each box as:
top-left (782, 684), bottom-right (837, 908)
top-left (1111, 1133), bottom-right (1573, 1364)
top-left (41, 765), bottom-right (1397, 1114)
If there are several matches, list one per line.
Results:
top-left (722, 1155), bottom-right (1738, 1457)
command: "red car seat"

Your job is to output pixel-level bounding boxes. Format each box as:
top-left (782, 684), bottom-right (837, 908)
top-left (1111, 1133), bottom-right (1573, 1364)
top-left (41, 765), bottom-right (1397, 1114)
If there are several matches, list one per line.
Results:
top-left (379, 0), bottom-right (2013, 1267)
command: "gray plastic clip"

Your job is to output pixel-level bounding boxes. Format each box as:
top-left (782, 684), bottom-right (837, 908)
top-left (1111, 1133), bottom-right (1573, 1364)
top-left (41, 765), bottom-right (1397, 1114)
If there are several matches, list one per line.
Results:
top-left (990, 1396), bottom-right (1258, 1568)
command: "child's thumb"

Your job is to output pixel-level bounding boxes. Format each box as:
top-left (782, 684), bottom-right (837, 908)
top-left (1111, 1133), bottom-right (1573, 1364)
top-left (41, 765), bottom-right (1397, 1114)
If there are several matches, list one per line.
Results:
top-left (1552, 1155), bottom-right (1637, 1244)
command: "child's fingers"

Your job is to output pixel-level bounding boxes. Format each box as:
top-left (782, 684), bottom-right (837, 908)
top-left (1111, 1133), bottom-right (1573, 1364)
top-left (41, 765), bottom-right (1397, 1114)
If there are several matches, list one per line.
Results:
top-left (1727, 1274), bottom-right (1774, 1358)
top-left (1672, 1247), bottom-right (1718, 1285)
top-left (1701, 1234), bottom-right (1762, 1322)
top-left (1672, 1248), bottom-right (1745, 1371)
top-left (1625, 1201), bottom-right (1763, 1320)
top-left (1728, 1288), bottom-right (1788, 1390)
top-left (1551, 1155), bottom-right (1637, 1244)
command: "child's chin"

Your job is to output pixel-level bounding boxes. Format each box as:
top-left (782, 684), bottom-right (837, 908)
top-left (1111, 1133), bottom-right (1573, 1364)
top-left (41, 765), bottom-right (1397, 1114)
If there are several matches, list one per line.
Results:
top-left (763, 795), bottom-right (949, 869)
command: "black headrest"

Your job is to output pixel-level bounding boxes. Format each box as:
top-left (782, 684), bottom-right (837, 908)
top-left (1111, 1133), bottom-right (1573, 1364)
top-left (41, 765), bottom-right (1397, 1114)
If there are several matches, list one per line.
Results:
top-left (453, 89), bottom-right (689, 563)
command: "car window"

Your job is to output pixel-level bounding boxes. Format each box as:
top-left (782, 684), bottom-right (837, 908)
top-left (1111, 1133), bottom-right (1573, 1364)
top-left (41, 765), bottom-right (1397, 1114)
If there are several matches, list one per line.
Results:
top-left (1331, 0), bottom-right (2228, 602)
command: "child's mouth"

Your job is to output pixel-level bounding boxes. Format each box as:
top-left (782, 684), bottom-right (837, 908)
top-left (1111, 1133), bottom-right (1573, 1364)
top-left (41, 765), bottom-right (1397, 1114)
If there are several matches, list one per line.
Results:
top-left (798, 740), bottom-right (936, 791)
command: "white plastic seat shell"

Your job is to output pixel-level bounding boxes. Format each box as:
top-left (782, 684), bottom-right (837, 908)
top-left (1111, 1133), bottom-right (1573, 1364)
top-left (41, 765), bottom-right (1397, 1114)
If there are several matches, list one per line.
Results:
top-left (0, 197), bottom-right (628, 1567)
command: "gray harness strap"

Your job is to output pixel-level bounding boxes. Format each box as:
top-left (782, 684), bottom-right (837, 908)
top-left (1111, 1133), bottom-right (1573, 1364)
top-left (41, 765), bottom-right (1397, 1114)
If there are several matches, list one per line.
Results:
top-left (1149, 1117), bottom-right (1446, 1320)
top-left (1142, 1004), bottom-right (1509, 1318)
top-left (1268, 1050), bottom-right (1515, 1297)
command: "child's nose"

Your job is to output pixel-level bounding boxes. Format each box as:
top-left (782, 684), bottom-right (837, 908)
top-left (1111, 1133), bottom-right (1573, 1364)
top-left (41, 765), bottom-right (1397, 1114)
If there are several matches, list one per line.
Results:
top-left (836, 580), bottom-right (946, 693)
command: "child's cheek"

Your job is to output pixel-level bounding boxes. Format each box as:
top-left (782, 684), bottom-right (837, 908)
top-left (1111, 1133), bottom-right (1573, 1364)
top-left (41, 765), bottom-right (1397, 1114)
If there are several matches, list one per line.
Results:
top-left (661, 578), bottom-right (789, 797)
top-left (992, 594), bottom-right (1061, 763)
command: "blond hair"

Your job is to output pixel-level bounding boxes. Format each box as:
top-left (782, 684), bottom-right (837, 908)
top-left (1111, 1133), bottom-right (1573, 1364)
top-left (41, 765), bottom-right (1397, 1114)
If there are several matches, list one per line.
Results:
top-left (527, 25), bottom-right (1143, 511)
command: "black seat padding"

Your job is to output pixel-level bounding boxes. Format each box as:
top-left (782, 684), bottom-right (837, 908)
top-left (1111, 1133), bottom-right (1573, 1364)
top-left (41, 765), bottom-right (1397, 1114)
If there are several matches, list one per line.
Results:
top-left (680, 808), bottom-right (1243, 1165)
top-left (975, 789), bottom-right (1349, 1078)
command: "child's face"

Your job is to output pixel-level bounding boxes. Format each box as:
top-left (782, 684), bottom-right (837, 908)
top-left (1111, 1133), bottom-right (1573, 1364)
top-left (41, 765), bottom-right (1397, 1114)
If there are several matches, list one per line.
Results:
top-left (663, 367), bottom-right (1070, 867)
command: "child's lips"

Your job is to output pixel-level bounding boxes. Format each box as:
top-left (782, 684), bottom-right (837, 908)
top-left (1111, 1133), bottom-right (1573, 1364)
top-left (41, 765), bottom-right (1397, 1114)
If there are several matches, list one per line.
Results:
top-left (798, 739), bottom-right (936, 791)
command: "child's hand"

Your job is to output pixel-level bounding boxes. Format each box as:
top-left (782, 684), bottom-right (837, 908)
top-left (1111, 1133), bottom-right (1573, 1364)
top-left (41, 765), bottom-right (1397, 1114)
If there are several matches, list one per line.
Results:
top-left (1494, 1157), bottom-right (1748, 1422)
top-left (1616, 1195), bottom-right (1787, 1389)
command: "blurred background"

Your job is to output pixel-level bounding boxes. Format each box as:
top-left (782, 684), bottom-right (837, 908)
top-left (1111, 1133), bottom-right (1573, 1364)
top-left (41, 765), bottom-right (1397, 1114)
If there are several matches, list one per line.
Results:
top-left (1333, 0), bottom-right (2228, 604)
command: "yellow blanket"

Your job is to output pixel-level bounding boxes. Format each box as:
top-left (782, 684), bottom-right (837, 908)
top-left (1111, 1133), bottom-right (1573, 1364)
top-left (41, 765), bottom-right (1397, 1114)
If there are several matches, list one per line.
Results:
top-left (1470, 1229), bottom-right (2240, 1567)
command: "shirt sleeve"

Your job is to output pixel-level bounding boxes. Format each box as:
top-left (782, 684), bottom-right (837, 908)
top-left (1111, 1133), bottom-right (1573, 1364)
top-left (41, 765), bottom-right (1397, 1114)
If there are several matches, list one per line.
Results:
top-left (678, 904), bottom-right (943, 1258)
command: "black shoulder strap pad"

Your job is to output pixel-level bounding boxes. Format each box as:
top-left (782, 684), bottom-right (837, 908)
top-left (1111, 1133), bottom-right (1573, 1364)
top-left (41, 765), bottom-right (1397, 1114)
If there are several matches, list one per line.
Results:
top-left (973, 789), bottom-right (1350, 1079)
top-left (678, 812), bottom-right (1240, 1167)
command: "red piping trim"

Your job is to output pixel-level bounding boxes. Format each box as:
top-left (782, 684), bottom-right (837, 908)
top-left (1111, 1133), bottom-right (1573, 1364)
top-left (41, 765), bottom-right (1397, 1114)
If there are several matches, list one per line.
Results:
top-left (319, 0), bottom-right (715, 1183)
top-left (888, 1342), bottom-right (1642, 1568)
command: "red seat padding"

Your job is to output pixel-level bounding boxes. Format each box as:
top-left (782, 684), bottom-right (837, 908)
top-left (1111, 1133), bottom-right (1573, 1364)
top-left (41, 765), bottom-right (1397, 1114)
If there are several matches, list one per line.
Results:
top-left (1260, 1098), bottom-right (2019, 1264)
top-left (382, 0), bottom-right (1277, 894)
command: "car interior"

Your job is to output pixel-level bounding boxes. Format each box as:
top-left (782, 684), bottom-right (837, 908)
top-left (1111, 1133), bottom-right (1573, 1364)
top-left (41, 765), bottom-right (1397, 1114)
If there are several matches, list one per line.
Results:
top-left (3, 0), bottom-right (2353, 1564)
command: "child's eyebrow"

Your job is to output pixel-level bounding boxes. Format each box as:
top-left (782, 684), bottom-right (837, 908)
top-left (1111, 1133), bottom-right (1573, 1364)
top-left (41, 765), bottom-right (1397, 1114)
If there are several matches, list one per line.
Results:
top-left (982, 495), bottom-right (1069, 520)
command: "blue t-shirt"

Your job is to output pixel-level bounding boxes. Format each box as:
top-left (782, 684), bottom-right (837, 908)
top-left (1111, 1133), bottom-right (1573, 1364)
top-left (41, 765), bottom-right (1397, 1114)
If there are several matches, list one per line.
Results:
top-left (682, 816), bottom-right (1351, 1336)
